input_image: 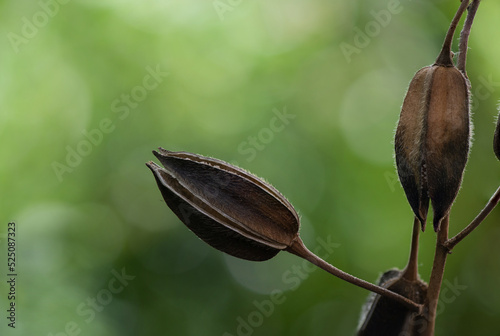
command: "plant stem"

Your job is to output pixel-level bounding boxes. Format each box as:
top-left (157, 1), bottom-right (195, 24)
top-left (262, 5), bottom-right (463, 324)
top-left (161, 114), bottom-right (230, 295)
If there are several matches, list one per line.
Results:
top-left (435, 0), bottom-right (470, 66)
top-left (286, 237), bottom-right (422, 312)
top-left (445, 186), bottom-right (500, 251)
top-left (402, 217), bottom-right (420, 281)
top-left (457, 0), bottom-right (481, 74)
top-left (420, 215), bottom-right (450, 336)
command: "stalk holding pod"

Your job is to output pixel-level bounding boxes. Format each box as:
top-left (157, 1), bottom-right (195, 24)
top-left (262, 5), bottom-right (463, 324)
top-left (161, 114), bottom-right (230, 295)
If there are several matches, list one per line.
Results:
top-left (147, 148), bottom-right (422, 311)
top-left (394, 0), bottom-right (471, 232)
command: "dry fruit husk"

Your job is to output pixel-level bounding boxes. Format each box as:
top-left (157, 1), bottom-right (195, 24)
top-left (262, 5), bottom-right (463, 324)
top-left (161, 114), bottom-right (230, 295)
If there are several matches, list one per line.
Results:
top-left (395, 12), bottom-right (471, 232)
top-left (146, 148), bottom-right (300, 261)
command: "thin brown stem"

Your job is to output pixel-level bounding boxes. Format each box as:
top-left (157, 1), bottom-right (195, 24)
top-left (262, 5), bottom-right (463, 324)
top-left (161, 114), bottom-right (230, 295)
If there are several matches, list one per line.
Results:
top-left (286, 237), bottom-right (422, 312)
top-left (435, 0), bottom-right (470, 66)
top-left (402, 217), bottom-right (420, 281)
top-left (457, 0), bottom-right (481, 74)
top-left (420, 215), bottom-right (450, 336)
top-left (445, 186), bottom-right (500, 251)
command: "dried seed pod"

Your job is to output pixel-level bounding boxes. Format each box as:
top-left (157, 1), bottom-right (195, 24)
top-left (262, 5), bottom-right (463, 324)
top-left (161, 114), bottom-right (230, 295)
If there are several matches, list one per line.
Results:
top-left (357, 269), bottom-right (427, 336)
top-left (395, 0), bottom-right (472, 232)
top-left (395, 64), bottom-right (470, 231)
top-left (494, 114), bottom-right (500, 161)
top-left (146, 148), bottom-right (300, 261)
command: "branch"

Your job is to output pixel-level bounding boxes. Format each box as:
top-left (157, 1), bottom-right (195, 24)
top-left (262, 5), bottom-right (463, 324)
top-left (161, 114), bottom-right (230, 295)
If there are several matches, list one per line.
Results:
top-left (457, 0), bottom-right (482, 74)
top-left (445, 186), bottom-right (500, 251)
top-left (286, 237), bottom-right (422, 312)
top-left (435, 0), bottom-right (470, 66)
top-left (420, 215), bottom-right (450, 336)
top-left (401, 217), bottom-right (420, 281)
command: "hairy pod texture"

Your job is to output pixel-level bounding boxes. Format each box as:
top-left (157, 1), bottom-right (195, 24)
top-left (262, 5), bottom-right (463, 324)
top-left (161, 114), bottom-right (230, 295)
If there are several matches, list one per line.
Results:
top-left (146, 148), bottom-right (300, 261)
top-left (395, 65), bottom-right (471, 231)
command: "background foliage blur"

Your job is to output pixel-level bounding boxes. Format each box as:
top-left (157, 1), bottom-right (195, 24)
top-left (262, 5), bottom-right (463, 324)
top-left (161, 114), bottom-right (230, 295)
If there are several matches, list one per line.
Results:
top-left (1, 0), bottom-right (499, 335)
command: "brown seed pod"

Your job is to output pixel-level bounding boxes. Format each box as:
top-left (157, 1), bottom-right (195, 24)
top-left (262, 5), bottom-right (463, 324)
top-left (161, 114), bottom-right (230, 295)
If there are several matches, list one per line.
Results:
top-left (395, 65), bottom-right (470, 232)
top-left (357, 269), bottom-right (427, 336)
top-left (146, 148), bottom-right (300, 261)
top-left (395, 0), bottom-right (471, 232)
top-left (494, 113), bottom-right (500, 161)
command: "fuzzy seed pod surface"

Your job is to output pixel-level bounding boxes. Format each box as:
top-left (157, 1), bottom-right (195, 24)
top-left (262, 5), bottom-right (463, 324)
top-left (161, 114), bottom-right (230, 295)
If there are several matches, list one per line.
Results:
top-left (395, 65), bottom-right (470, 231)
top-left (146, 148), bottom-right (300, 261)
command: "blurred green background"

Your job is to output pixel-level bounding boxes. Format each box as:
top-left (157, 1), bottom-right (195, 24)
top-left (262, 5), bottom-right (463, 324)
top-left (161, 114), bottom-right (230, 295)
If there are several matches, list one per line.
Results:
top-left (1, 0), bottom-right (499, 335)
